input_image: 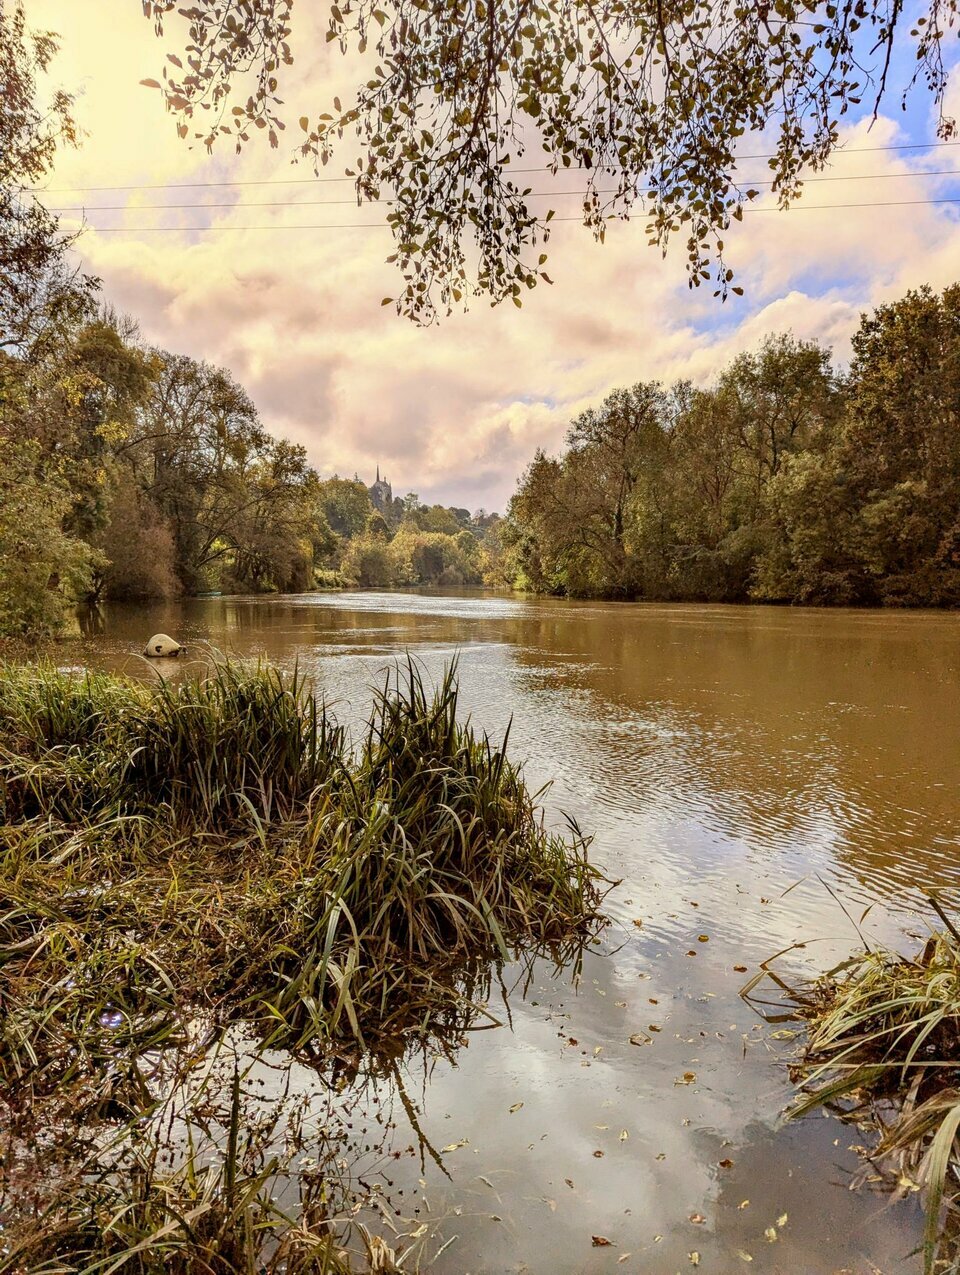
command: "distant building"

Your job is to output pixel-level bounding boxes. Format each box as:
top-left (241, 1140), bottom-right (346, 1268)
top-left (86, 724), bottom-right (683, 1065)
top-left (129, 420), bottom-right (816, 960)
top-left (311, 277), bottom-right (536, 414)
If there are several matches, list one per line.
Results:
top-left (368, 466), bottom-right (393, 512)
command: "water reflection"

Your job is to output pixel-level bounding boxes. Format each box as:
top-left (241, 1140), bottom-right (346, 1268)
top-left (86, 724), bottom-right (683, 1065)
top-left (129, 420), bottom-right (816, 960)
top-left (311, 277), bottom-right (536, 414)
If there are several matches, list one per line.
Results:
top-left (60, 589), bottom-right (960, 1272)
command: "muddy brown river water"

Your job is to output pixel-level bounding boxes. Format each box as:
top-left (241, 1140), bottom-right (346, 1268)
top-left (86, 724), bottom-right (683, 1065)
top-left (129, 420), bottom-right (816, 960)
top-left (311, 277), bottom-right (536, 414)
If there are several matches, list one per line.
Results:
top-left (63, 590), bottom-right (960, 1273)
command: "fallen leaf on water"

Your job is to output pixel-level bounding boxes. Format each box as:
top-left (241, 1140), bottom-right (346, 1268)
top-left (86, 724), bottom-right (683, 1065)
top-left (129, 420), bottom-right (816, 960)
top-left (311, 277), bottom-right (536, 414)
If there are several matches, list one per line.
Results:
top-left (617, 1255), bottom-right (631, 1264)
top-left (615, 1000), bottom-right (627, 1008)
top-left (718, 1158), bottom-right (734, 1169)
top-left (655, 1152), bottom-right (666, 1160)
top-left (770, 1029), bottom-right (797, 1040)
top-left (777, 1212), bottom-right (788, 1227)
top-left (594, 1046), bottom-right (603, 1055)
top-left (509, 1102), bottom-right (524, 1113)
top-left (408, 1223), bottom-right (428, 1238)
top-left (619, 1129), bottom-right (629, 1141)
top-left (649, 1024), bottom-right (662, 1032)
top-left (629, 1032), bottom-right (651, 1047)
top-left (565, 1178), bottom-right (575, 1189)
top-left (441, 1139), bottom-right (469, 1153)
top-left (733, 964), bottom-right (748, 973)
top-left (654, 1234), bottom-right (663, 1242)
top-left (689, 1253), bottom-right (701, 1267)
top-left (764, 1227), bottom-right (777, 1243)
top-left (738, 1199), bottom-right (750, 1210)
top-left (543, 1198), bottom-right (557, 1212)
top-left (594, 1124), bottom-right (609, 1130)
top-left (632, 919), bottom-right (643, 928)
top-left (593, 1150), bottom-right (605, 1158)
top-left (737, 1251), bottom-right (753, 1263)
top-left (567, 1037), bottom-right (579, 1046)
top-left (592, 1235), bottom-right (613, 1247)
top-left (676, 1072), bottom-right (696, 1085)
top-left (689, 1213), bottom-right (705, 1225)
top-left (698, 934), bottom-right (709, 942)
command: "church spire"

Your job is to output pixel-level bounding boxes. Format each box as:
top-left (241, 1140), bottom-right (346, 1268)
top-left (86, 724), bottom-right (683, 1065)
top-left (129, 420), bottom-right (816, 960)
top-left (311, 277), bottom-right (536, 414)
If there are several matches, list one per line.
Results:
top-left (376, 464), bottom-right (380, 483)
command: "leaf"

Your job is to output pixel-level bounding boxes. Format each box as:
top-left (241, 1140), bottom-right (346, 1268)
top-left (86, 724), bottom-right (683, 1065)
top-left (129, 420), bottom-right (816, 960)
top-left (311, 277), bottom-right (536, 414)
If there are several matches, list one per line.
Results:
top-left (690, 1254), bottom-right (701, 1267)
top-left (737, 1251), bottom-right (754, 1263)
top-left (380, 298), bottom-right (393, 306)
top-left (509, 1101), bottom-right (524, 1113)
top-left (689, 1213), bottom-right (706, 1224)
top-left (921, 1102), bottom-right (960, 1274)
top-left (441, 1138), bottom-right (469, 1153)
top-left (718, 1158), bottom-right (734, 1168)
top-left (593, 1149), bottom-right (604, 1158)
top-left (592, 1236), bottom-right (613, 1247)
top-left (764, 1227), bottom-right (777, 1242)
top-left (777, 1213), bottom-right (788, 1227)
top-left (139, 78), bottom-right (161, 89)
top-left (299, 115), bottom-right (310, 131)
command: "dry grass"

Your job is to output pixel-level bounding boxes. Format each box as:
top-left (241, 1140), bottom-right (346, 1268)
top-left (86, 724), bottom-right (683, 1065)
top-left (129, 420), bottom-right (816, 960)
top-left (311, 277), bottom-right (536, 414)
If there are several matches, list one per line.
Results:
top-left (789, 913), bottom-right (960, 1275)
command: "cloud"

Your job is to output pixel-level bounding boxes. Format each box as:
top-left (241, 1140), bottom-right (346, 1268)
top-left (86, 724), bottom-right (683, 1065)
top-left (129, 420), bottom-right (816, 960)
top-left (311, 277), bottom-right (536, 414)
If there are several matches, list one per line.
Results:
top-left (25, 0), bottom-right (960, 511)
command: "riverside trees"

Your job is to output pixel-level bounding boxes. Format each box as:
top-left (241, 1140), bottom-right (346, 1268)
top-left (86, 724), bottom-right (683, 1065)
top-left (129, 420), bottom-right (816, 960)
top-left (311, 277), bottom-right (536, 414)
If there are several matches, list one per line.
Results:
top-left (500, 289), bottom-right (960, 607)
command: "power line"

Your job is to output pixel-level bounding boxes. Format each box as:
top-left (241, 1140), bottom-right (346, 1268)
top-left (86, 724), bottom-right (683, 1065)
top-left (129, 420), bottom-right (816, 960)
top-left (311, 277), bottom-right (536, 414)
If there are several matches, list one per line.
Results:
top-left (42, 169), bottom-right (960, 213)
top-left (29, 138), bottom-right (960, 194)
top-left (53, 194), bottom-right (960, 233)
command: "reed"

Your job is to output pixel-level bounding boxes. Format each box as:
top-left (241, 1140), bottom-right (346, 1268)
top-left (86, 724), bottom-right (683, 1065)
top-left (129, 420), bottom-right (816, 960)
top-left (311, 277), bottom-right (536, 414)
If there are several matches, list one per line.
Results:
top-left (0, 655), bottom-right (604, 1271)
top-left (789, 912), bottom-right (960, 1275)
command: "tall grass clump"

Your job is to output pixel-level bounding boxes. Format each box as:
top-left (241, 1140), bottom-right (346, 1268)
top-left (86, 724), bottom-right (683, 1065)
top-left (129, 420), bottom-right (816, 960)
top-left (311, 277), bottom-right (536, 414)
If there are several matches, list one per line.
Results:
top-left (789, 908), bottom-right (960, 1275)
top-left (0, 654), bottom-right (605, 1271)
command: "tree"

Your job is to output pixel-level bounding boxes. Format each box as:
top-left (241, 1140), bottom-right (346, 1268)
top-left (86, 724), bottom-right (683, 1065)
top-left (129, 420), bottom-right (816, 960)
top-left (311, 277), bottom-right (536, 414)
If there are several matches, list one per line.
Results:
top-left (0, 439), bottom-right (101, 638)
top-left (144, 0), bottom-right (958, 321)
top-left (317, 476), bottom-right (373, 539)
top-left (95, 468), bottom-right (178, 600)
top-left (1, 1), bottom-right (95, 355)
top-left (840, 284), bottom-right (960, 604)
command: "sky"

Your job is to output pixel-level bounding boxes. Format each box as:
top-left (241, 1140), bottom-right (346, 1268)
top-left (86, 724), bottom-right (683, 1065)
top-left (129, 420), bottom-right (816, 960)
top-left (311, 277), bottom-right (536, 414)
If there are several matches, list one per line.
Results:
top-left (22, 0), bottom-right (960, 512)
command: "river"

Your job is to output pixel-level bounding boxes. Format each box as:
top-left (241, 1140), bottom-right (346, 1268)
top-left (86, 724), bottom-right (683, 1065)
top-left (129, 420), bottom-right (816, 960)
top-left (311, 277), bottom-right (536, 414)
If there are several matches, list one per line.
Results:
top-left (63, 589), bottom-right (960, 1273)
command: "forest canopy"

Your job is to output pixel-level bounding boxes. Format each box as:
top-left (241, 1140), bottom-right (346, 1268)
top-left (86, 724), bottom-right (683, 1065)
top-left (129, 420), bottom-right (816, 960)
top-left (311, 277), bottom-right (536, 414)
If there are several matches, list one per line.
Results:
top-left (498, 284), bottom-right (960, 608)
top-left (143, 0), bottom-right (960, 321)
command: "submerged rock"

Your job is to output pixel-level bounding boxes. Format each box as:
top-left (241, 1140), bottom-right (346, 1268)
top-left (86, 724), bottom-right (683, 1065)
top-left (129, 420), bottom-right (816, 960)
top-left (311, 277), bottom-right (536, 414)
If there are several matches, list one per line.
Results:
top-left (143, 633), bottom-right (185, 658)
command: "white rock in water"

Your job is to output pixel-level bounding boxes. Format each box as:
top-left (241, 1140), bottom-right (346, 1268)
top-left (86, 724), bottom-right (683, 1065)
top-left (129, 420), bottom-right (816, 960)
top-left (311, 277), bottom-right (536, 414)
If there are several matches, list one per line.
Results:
top-left (144, 633), bottom-right (184, 658)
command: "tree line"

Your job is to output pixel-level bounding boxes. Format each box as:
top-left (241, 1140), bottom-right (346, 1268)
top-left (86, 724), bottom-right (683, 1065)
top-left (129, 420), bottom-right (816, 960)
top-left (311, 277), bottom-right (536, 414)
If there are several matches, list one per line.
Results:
top-left (0, 4), bottom-right (496, 640)
top-left (496, 286), bottom-right (960, 608)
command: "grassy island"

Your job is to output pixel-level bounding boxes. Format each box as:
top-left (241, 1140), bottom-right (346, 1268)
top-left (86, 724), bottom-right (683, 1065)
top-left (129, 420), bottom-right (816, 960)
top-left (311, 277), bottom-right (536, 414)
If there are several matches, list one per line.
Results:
top-left (0, 658), bottom-right (603, 1272)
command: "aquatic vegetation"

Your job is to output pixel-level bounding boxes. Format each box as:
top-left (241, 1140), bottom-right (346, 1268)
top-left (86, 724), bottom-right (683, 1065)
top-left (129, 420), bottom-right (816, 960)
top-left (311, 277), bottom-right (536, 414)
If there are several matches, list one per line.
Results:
top-left (787, 910), bottom-right (960, 1275)
top-left (0, 656), bottom-right (603, 1270)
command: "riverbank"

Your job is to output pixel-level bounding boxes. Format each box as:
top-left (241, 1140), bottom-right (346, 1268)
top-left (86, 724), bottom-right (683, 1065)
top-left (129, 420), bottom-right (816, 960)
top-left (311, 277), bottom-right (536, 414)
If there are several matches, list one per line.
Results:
top-left (0, 657), bottom-right (603, 1269)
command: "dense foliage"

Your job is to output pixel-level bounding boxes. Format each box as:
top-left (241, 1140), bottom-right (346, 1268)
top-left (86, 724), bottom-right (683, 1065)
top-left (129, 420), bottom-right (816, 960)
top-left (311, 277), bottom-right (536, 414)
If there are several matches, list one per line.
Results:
top-left (498, 286), bottom-right (960, 607)
top-left (144, 0), bottom-right (960, 321)
top-left (0, 2), bottom-right (493, 639)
